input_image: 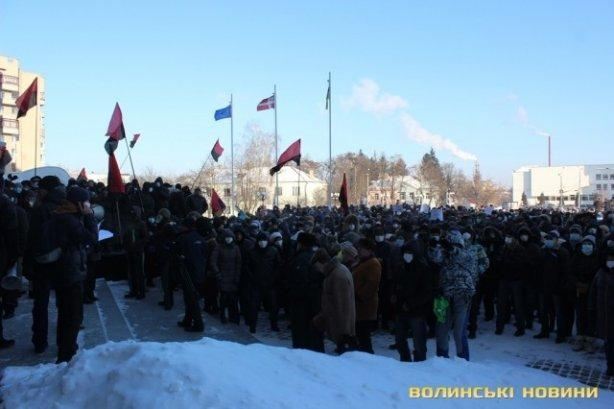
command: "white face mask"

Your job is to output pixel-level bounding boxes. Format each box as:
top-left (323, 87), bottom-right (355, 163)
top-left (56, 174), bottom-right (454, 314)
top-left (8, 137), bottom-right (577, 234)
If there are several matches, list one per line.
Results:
top-left (403, 253), bottom-right (414, 263)
top-left (520, 234), bottom-right (529, 242)
top-left (413, 233), bottom-right (420, 240)
top-left (607, 260), bottom-right (614, 269)
top-left (588, 229), bottom-right (597, 235)
top-left (275, 240), bottom-right (283, 248)
top-left (432, 235), bottom-right (440, 242)
top-left (258, 240), bottom-right (268, 248)
top-left (348, 224), bottom-right (355, 231)
top-left (385, 233), bottom-right (393, 240)
top-left (462, 232), bottom-right (471, 241)
top-left (570, 233), bottom-right (581, 241)
top-left (225, 237), bottom-right (234, 244)
top-left (393, 224), bottom-right (399, 230)
top-left (504, 237), bottom-right (513, 245)
top-left (544, 239), bottom-right (555, 248)
top-left (395, 239), bottom-right (405, 247)
top-left (375, 235), bottom-right (385, 243)
top-left (581, 244), bottom-right (593, 256)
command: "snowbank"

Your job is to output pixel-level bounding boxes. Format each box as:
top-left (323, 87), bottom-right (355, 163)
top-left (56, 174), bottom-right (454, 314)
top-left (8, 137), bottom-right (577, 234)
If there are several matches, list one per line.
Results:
top-left (1, 338), bottom-right (612, 409)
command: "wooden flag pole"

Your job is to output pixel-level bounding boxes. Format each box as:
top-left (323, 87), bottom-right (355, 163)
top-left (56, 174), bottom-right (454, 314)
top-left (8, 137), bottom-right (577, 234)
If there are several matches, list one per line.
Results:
top-left (192, 155), bottom-right (212, 190)
top-left (274, 85), bottom-right (279, 209)
top-left (122, 136), bottom-right (145, 214)
top-left (230, 94), bottom-right (235, 215)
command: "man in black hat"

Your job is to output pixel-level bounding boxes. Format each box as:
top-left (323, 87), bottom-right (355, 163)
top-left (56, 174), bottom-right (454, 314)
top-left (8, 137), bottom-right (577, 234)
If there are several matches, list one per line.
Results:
top-left (25, 175), bottom-right (66, 354)
top-left (50, 186), bottom-right (98, 363)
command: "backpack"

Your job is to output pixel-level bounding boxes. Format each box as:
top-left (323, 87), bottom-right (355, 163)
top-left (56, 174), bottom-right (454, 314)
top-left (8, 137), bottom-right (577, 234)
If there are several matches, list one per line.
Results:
top-left (34, 217), bottom-right (63, 264)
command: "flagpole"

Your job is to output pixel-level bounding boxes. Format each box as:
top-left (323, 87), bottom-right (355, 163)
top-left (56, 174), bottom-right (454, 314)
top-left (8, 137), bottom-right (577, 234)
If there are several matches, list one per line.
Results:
top-left (327, 72), bottom-right (332, 209)
top-left (297, 165), bottom-right (300, 207)
top-left (192, 155), bottom-right (211, 190)
top-left (123, 136), bottom-right (145, 214)
top-left (34, 95), bottom-right (39, 177)
top-left (274, 84), bottom-right (279, 209)
top-left (230, 94), bottom-right (235, 215)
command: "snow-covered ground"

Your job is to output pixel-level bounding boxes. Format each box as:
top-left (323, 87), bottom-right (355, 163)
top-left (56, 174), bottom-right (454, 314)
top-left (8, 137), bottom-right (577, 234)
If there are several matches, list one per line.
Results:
top-left (2, 338), bottom-right (612, 409)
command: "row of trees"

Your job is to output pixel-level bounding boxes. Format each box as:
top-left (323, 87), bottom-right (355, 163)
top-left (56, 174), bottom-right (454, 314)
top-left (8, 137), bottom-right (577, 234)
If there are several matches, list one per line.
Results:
top-left (138, 125), bottom-right (510, 209)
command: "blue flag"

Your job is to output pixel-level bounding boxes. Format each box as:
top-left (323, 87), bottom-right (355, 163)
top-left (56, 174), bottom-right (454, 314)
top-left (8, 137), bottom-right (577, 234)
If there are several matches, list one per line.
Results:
top-left (214, 105), bottom-right (232, 121)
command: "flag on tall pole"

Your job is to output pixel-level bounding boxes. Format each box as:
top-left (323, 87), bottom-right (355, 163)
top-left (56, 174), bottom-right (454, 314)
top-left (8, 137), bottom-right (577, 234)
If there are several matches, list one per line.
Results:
top-left (106, 103), bottom-right (126, 140)
top-left (129, 133), bottom-right (141, 148)
top-left (15, 77), bottom-right (38, 118)
top-left (325, 78), bottom-right (331, 110)
top-left (257, 94), bottom-right (276, 111)
top-left (214, 98), bottom-right (234, 214)
top-left (211, 139), bottom-right (224, 162)
top-left (210, 188), bottom-right (226, 216)
top-left (326, 72), bottom-right (332, 208)
top-left (77, 168), bottom-right (88, 181)
top-left (270, 139), bottom-right (301, 176)
top-left (339, 173), bottom-right (349, 215)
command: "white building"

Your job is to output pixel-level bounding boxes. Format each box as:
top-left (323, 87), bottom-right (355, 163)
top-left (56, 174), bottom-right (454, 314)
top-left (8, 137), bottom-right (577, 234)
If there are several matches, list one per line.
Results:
top-left (366, 176), bottom-right (427, 206)
top-left (512, 164), bottom-right (614, 208)
top-left (206, 165), bottom-right (327, 211)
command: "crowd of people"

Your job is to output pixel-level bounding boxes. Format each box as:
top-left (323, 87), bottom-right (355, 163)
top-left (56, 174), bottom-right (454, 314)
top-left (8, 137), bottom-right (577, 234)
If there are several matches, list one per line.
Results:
top-left (0, 174), bottom-right (613, 377)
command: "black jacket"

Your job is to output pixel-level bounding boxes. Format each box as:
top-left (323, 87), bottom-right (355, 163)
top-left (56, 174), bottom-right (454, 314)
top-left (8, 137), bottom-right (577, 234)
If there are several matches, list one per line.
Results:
top-left (247, 245), bottom-right (281, 289)
top-left (393, 255), bottom-right (432, 317)
top-left (177, 229), bottom-right (207, 285)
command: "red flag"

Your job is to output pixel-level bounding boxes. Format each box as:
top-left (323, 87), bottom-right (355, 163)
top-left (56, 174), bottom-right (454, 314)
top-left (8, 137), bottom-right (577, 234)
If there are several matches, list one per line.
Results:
top-left (257, 95), bottom-right (276, 111)
top-left (107, 153), bottom-right (125, 193)
top-left (129, 133), bottom-right (140, 148)
top-left (270, 139), bottom-right (301, 176)
top-left (105, 103), bottom-right (126, 140)
top-left (210, 188), bottom-right (226, 216)
top-left (15, 78), bottom-right (38, 119)
top-left (211, 139), bottom-right (224, 162)
top-left (77, 168), bottom-right (88, 181)
top-left (339, 173), bottom-right (349, 215)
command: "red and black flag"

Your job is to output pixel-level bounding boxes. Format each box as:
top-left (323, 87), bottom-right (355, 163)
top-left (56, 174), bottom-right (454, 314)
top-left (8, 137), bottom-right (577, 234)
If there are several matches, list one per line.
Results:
top-left (211, 139), bottom-right (224, 162)
top-left (269, 139), bottom-right (301, 176)
top-left (105, 103), bottom-right (126, 141)
top-left (107, 154), bottom-right (125, 193)
top-left (210, 188), bottom-right (226, 216)
top-left (129, 133), bottom-right (140, 148)
top-left (77, 168), bottom-right (88, 181)
top-left (339, 173), bottom-right (349, 215)
top-left (16, 77), bottom-right (38, 118)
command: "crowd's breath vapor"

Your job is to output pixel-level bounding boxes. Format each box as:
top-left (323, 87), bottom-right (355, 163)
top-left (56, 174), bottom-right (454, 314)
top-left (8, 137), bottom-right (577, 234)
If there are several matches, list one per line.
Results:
top-left (343, 78), bottom-right (477, 162)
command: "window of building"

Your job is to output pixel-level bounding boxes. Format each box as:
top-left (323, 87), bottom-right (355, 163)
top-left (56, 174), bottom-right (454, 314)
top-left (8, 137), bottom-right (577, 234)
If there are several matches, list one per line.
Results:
top-left (604, 174), bottom-right (610, 180)
top-left (611, 184), bottom-right (614, 190)
top-left (258, 187), bottom-right (267, 194)
top-left (581, 195), bottom-right (588, 201)
top-left (292, 186), bottom-right (300, 196)
top-left (400, 192), bottom-right (406, 200)
top-left (223, 188), bottom-right (231, 197)
top-left (610, 174), bottom-right (614, 180)
top-left (596, 184), bottom-right (602, 190)
top-left (275, 187), bottom-right (282, 196)
top-left (563, 196), bottom-right (569, 201)
top-left (596, 174), bottom-right (602, 180)
top-left (374, 193), bottom-right (380, 200)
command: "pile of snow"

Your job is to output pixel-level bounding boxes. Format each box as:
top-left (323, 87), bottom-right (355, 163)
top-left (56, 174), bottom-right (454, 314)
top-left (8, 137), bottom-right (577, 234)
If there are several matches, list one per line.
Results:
top-left (1, 338), bottom-right (611, 408)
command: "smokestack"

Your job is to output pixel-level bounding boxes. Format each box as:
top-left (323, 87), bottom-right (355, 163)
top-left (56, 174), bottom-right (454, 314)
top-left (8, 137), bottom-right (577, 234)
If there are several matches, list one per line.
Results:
top-left (548, 135), bottom-right (551, 167)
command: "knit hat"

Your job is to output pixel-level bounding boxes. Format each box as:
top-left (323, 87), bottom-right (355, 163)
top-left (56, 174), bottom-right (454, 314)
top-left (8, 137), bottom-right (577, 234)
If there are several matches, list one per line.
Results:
top-left (40, 175), bottom-right (62, 191)
top-left (339, 241), bottom-right (358, 258)
top-left (270, 231), bottom-right (283, 241)
top-left (158, 208), bottom-right (171, 220)
top-left (66, 186), bottom-right (90, 204)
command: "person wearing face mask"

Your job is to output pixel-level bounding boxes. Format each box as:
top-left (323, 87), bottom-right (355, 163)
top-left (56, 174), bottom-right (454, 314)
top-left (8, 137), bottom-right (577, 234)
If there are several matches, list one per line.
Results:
top-left (245, 232), bottom-right (281, 333)
top-left (373, 226), bottom-right (393, 331)
top-left (232, 226), bottom-right (254, 326)
top-left (535, 231), bottom-right (571, 342)
top-left (0, 192), bottom-right (19, 349)
top-left (475, 226), bottom-right (504, 323)
top-left (587, 248), bottom-right (614, 377)
top-left (311, 247), bottom-right (356, 355)
top-left (464, 228), bottom-right (490, 339)
top-left (566, 225), bottom-right (584, 253)
top-left (340, 215), bottom-right (360, 245)
top-left (495, 231), bottom-right (528, 336)
top-left (392, 241), bottom-right (432, 362)
top-left (569, 235), bottom-right (600, 352)
top-left (352, 238), bottom-right (382, 354)
top-left (210, 229), bottom-right (241, 324)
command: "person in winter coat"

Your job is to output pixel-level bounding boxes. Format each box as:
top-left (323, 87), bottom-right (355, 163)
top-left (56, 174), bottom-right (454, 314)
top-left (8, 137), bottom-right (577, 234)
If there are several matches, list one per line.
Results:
top-left (287, 233), bottom-right (323, 352)
top-left (245, 231), bottom-right (281, 333)
top-left (233, 226), bottom-right (254, 324)
top-left (312, 248), bottom-right (356, 354)
top-left (176, 217), bottom-right (206, 332)
top-left (51, 187), bottom-right (98, 363)
top-left (518, 226), bottom-right (541, 331)
top-left (25, 175), bottom-right (66, 354)
top-left (186, 188), bottom-right (208, 214)
top-left (374, 226), bottom-right (394, 330)
top-left (570, 235), bottom-right (601, 351)
top-left (436, 230), bottom-right (475, 360)
top-left (0, 193), bottom-right (18, 349)
top-left (168, 184), bottom-right (188, 219)
top-left (352, 238), bottom-right (382, 354)
top-left (587, 248), bottom-right (614, 377)
top-left (210, 229), bottom-right (241, 324)
top-left (535, 231), bottom-right (572, 343)
top-left (123, 206), bottom-right (148, 300)
top-left (464, 228), bottom-right (490, 339)
top-left (393, 240), bottom-right (432, 362)
top-left (496, 231), bottom-right (528, 336)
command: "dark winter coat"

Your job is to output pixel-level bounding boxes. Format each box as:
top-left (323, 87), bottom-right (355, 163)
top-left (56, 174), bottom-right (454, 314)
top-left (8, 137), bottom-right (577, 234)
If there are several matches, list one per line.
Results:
top-left (539, 246), bottom-right (571, 295)
top-left (246, 245), bottom-right (281, 289)
top-left (500, 241), bottom-right (528, 282)
top-left (570, 251), bottom-right (600, 295)
top-left (393, 254), bottom-right (432, 318)
top-left (52, 201), bottom-right (98, 288)
top-left (177, 229), bottom-right (207, 285)
top-left (186, 193), bottom-right (208, 214)
top-left (0, 194), bottom-right (19, 275)
top-left (588, 267), bottom-right (614, 340)
top-left (210, 242), bottom-right (242, 292)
